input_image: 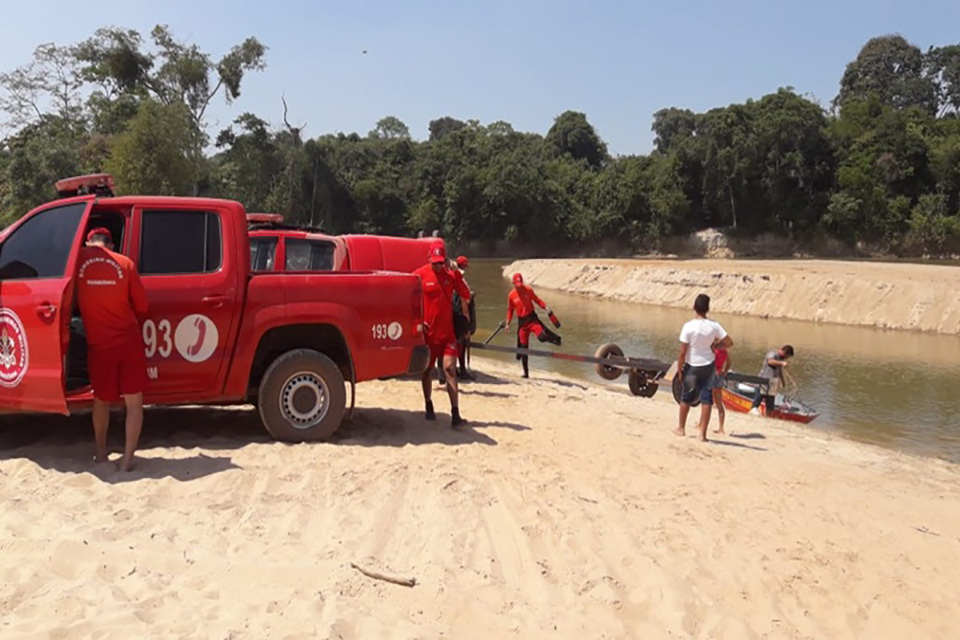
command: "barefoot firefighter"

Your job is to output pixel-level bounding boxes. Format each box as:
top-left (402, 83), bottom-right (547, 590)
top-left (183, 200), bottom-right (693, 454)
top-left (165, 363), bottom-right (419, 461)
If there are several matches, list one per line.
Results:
top-left (76, 227), bottom-right (150, 471)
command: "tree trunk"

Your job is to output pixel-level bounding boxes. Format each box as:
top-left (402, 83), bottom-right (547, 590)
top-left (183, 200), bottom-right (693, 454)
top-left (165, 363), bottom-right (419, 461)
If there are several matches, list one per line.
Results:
top-left (728, 182), bottom-right (738, 229)
top-left (310, 156), bottom-right (318, 227)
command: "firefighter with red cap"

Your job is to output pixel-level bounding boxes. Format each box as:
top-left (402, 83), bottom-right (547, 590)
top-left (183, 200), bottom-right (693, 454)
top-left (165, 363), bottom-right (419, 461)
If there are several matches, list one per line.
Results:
top-left (505, 273), bottom-right (561, 378)
top-left (414, 243), bottom-right (471, 426)
top-left (75, 227), bottom-right (149, 471)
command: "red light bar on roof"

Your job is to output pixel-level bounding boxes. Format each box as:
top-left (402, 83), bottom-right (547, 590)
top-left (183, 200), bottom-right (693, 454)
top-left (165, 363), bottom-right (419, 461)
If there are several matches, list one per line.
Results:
top-left (246, 213), bottom-right (285, 224)
top-left (55, 173), bottom-right (115, 198)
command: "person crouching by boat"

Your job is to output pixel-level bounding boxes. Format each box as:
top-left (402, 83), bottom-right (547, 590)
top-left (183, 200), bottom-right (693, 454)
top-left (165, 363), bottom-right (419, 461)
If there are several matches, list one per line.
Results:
top-left (676, 294), bottom-right (734, 442)
top-left (504, 273), bottom-right (562, 378)
top-left (749, 345), bottom-right (795, 415)
top-left (712, 343), bottom-right (731, 434)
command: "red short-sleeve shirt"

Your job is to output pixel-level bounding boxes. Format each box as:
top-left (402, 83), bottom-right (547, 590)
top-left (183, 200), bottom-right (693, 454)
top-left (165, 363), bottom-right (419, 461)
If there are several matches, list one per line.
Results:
top-left (76, 246), bottom-right (148, 349)
top-left (414, 264), bottom-right (470, 344)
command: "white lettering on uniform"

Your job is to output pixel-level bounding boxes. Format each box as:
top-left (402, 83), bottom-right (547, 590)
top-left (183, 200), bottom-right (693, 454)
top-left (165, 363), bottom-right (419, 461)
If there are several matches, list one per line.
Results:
top-left (78, 257), bottom-right (124, 280)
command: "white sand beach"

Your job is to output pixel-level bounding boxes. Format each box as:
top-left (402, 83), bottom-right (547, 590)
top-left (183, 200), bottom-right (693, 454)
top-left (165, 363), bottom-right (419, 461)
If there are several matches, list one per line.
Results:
top-left (1, 360), bottom-right (958, 639)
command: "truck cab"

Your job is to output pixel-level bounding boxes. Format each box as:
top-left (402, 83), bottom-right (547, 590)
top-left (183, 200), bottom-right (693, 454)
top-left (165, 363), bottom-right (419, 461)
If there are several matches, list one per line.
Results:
top-left (0, 175), bottom-right (428, 441)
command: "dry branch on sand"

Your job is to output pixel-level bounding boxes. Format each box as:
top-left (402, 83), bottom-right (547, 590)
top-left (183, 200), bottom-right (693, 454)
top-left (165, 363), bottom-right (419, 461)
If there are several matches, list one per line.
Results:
top-left (350, 562), bottom-right (417, 587)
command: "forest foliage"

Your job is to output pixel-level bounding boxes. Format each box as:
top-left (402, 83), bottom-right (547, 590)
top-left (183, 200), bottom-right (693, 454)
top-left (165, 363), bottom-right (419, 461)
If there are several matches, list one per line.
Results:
top-left (2, 28), bottom-right (959, 254)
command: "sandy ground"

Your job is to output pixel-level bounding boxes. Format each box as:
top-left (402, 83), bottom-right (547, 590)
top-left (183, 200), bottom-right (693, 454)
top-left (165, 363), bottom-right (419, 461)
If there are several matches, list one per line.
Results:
top-left (1, 360), bottom-right (958, 639)
top-left (504, 258), bottom-right (960, 334)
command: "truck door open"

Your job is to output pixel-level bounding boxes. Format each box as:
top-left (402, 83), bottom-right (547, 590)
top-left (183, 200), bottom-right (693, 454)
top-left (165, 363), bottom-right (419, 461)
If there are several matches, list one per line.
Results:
top-left (0, 201), bottom-right (92, 414)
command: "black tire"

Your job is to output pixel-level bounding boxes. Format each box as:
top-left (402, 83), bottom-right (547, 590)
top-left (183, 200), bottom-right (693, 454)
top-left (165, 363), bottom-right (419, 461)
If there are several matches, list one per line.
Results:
top-left (258, 349), bottom-right (347, 442)
top-left (671, 371), bottom-right (700, 407)
top-left (628, 369), bottom-right (646, 396)
top-left (628, 369), bottom-right (659, 398)
top-left (594, 343), bottom-right (625, 381)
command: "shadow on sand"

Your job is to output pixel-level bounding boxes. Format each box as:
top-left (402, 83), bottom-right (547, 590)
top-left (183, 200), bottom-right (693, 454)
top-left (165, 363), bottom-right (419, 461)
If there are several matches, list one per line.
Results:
top-left (0, 400), bottom-right (533, 477)
top-left (392, 369), bottom-right (514, 387)
top-left (95, 454), bottom-right (240, 483)
top-left (0, 407), bottom-right (261, 482)
top-left (468, 370), bottom-right (515, 386)
top-left (708, 438), bottom-right (767, 452)
top-left (459, 388), bottom-right (517, 399)
top-left (535, 376), bottom-right (589, 390)
top-left (336, 407), bottom-right (530, 447)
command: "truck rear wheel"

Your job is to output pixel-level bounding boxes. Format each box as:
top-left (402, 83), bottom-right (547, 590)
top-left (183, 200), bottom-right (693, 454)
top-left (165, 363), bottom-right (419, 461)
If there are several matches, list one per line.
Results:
top-left (258, 349), bottom-right (346, 442)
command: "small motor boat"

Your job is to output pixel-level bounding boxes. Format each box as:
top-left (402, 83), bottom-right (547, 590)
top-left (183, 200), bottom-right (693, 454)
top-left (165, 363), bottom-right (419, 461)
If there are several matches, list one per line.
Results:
top-left (721, 380), bottom-right (820, 424)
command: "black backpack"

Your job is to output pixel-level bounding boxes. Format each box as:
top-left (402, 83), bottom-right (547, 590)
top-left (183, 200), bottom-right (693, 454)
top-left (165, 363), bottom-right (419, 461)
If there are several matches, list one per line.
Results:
top-left (452, 290), bottom-right (475, 339)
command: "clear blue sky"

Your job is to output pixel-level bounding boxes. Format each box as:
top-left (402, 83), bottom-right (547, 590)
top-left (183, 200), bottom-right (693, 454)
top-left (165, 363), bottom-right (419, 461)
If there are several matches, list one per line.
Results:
top-left (4, 0), bottom-right (959, 155)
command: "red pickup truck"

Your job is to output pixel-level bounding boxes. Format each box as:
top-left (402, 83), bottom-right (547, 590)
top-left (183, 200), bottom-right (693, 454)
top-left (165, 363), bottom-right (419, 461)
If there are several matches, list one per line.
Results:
top-left (246, 213), bottom-right (445, 274)
top-left (0, 174), bottom-right (428, 441)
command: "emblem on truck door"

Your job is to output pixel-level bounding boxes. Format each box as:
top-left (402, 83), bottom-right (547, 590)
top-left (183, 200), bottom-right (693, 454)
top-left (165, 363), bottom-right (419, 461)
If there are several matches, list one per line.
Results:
top-left (174, 314), bottom-right (219, 363)
top-left (387, 322), bottom-right (403, 340)
top-left (0, 308), bottom-right (28, 388)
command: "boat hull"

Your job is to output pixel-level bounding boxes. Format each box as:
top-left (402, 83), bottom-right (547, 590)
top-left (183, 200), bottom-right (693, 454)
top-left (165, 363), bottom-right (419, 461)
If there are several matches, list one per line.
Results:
top-left (720, 387), bottom-right (819, 425)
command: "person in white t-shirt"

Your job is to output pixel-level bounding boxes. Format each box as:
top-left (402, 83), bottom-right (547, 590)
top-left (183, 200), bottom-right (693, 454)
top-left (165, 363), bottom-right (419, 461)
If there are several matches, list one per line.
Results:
top-left (676, 293), bottom-right (733, 441)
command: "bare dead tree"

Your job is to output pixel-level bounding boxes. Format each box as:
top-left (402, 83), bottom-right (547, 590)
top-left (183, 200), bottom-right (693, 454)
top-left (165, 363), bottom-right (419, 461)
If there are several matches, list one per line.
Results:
top-left (281, 94), bottom-right (306, 146)
top-left (277, 95), bottom-right (308, 221)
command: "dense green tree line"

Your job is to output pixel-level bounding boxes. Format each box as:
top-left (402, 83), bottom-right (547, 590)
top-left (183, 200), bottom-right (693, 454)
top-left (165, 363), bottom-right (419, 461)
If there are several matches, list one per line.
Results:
top-left (2, 28), bottom-right (959, 254)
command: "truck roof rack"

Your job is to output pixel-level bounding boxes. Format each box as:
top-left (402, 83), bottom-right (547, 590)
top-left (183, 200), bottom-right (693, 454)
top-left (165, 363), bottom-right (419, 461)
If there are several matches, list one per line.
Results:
top-left (55, 173), bottom-right (115, 198)
top-left (246, 213), bottom-right (327, 234)
top-left (246, 213), bottom-right (284, 224)
top-left (248, 222), bottom-right (328, 233)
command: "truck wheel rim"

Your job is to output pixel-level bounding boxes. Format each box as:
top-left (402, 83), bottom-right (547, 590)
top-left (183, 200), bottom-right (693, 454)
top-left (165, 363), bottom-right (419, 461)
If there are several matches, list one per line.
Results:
top-left (279, 372), bottom-right (330, 429)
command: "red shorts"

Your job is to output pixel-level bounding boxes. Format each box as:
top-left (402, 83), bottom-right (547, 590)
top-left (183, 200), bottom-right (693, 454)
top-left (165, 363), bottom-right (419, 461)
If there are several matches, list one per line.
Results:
top-left (88, 345), bottom-right (148, 402)
top-left (518, 321), bottom-right (544, 347)
top-left (428, 340), bottom-right (459, 368)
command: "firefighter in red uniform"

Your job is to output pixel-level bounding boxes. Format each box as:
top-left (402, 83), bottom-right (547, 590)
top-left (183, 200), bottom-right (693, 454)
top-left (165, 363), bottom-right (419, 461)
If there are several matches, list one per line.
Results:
top-left (414, 244), bottom-right (471, 426)
top-left (76, 228), bottom-right (149, 472)
top-left (505, 273), bottom-right (561, 378)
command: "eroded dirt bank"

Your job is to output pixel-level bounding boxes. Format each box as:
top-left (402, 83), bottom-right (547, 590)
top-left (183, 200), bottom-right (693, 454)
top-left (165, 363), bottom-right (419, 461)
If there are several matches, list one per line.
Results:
top-left (504, 258), bottom-right (960, 334)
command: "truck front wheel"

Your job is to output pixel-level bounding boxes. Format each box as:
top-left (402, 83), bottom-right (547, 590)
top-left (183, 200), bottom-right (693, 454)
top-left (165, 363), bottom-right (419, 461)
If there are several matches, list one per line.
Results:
top-left (258, 349), bottom-right (347, 442)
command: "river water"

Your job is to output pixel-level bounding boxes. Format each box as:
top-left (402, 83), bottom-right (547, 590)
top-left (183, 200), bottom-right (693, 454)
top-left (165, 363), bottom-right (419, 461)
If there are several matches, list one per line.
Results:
top-left (463, 259), bottom-right (960, 464)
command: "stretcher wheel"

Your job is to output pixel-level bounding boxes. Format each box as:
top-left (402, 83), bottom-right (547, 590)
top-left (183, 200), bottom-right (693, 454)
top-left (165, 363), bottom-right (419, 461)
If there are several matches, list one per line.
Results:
top-left (628, 369), bottom-right (646, 395)
top-left (628, 370), bottom-right (658, 398)
top-left (671, 372), bottom-right (701, 407)
top-left (594, 343), bottom-right (624, 380)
